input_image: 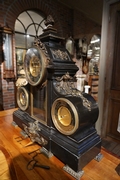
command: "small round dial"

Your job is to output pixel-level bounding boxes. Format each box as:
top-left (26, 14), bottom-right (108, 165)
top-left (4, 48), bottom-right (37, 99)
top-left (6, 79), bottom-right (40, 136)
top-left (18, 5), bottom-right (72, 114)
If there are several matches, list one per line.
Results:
top-left (24, 46), bottom-right (47, 86)
top-left (17, 87), bottom-right (29, 111)
top-left (51, 98), bottom-right (79, 135)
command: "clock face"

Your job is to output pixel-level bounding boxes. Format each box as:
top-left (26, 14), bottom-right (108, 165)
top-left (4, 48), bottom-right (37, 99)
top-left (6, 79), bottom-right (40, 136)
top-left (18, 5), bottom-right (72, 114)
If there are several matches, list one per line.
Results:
top-left (24, 46), bottom-right (47, 86)
top-left (51, 98), bottom-right (79, 135)
top-left (17, 87), bottom-right (29, 111)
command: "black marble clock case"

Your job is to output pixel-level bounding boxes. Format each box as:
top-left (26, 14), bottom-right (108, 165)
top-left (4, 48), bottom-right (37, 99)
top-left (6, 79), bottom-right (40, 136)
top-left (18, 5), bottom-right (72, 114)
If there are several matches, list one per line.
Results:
top-left (13, 21), bottom-right (101, 173)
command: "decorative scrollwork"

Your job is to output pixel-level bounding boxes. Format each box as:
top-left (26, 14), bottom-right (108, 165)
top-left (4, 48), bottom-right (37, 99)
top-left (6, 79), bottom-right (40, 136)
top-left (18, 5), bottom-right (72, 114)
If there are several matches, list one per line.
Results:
top-left (16, 78), bottom-right (28, 87)
top-left (74, 90), bottom-right (91, 111)
top-left (34, 37), bottom-right (51, 65)
top-left (54, 72), bottom-right (91, 111)
top-left (23, 121), bottom-right (48, 146)
top-left (51, 49), bottom-right (70, 61)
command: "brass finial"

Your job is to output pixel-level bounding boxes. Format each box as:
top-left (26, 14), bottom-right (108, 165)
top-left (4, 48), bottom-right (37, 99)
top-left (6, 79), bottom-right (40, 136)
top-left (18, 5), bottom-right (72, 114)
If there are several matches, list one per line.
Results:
top-left (44, 15), bottom-right (54, 27)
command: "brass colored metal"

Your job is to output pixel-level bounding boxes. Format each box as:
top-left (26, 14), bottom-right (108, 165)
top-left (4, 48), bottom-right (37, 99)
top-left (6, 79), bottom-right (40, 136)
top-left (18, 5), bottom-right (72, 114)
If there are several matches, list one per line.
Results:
top-left (51, 49), bottom-right (69, 61)
top-left (16, 78), bottom-right (28, 87)
top-left (24, 46), bottom-right (47, 86)
top-left (34, 38), bottom-right (51, 64)
top-left (23, 121), bottom-right (48, 146)
top-left (30, 56), bottom-right (41, 77)
top-left (58, 106), bottom-right (71, 126)
top-left (17, 87), bottom-right (29, 111)
top-left (51, 98), bottom-right (79, 135)
top-left (54, 72), bottom-right (91, 111)
top-left (20, 92), bottom-right (26, 106)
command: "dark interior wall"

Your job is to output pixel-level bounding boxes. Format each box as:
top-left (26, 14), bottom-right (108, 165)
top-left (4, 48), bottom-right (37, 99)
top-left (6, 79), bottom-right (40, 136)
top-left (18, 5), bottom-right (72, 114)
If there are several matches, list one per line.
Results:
top-left (0, 0), bottom-right (73, 37)
top-left (73, 10), bottom-right (101, 43)
top-left (0, 0), bottom-right (101, 110)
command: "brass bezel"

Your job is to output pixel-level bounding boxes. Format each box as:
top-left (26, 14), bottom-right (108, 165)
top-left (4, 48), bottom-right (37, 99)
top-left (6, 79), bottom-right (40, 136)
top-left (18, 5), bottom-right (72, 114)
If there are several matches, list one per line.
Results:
top-left (17, 87), bottom-right (29, 111)
top-left (24, 46), bottom-right (47, 86)
top-left (51, 98), bottom-right (79, 135)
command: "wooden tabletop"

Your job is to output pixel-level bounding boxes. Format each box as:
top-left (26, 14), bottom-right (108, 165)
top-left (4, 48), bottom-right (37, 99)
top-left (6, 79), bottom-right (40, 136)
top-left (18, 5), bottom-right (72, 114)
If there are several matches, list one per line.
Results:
top-left (0, 108), bottom-right (120, 180)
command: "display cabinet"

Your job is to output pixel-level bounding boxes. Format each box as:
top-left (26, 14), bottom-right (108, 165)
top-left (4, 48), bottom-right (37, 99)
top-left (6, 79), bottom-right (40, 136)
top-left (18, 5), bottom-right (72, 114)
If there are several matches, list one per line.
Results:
top-left (0, 25), bottom-right (15, 80)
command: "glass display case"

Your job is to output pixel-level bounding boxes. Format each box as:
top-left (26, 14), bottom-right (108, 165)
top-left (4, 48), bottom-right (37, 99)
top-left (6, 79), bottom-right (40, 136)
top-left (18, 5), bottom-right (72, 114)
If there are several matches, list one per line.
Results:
top-left (1, 26), bottom-right (15, 80)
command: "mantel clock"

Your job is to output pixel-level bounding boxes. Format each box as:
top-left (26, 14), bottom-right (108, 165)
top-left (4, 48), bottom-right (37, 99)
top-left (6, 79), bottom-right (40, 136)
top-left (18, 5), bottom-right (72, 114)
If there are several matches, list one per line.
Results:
top-left (13, 15), bottom-right (102, 179)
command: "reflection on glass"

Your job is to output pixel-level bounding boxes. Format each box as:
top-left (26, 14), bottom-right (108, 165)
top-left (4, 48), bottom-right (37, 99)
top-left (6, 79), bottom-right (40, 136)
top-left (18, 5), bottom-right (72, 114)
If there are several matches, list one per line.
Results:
top-left (15, 33), bottom-right (26, 48)
top-left (16, 48), bottom-right (26, 77)
top-left (32, 86), bottom-right (46, 123)
top-left (27, 36), bottom-right (35, 49)
top-left (87, 35), bottom-right (101, 75)
top-left (3, 33), bottom-right (13, 69)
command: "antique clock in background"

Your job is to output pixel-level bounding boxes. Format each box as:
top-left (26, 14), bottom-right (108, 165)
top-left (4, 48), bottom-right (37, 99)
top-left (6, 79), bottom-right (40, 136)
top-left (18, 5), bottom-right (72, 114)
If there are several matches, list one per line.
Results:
top-left (13, 15), bottom-right (102, 179)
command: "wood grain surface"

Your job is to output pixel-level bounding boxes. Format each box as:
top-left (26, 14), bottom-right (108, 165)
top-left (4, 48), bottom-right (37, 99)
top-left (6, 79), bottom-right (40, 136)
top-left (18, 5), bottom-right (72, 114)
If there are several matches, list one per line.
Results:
top-left (0, 108), bottom-right (120, 180)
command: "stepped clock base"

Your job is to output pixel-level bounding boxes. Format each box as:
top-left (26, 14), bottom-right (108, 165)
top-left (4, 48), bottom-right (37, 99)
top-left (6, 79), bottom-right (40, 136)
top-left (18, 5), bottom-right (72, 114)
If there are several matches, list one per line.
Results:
top-left (50, 127), bottom-right (101, 172)
top-left (13, 109), bottom-right (101, 175)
